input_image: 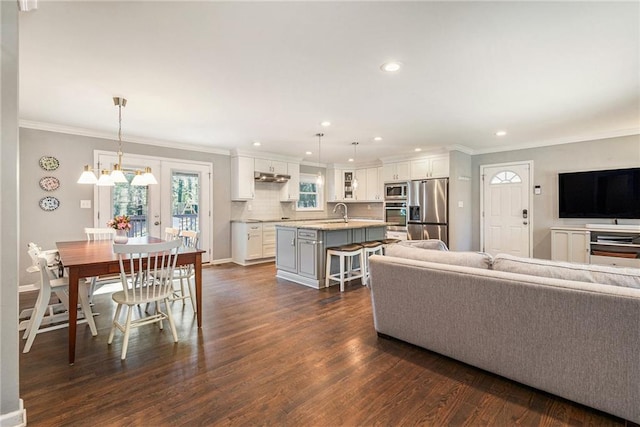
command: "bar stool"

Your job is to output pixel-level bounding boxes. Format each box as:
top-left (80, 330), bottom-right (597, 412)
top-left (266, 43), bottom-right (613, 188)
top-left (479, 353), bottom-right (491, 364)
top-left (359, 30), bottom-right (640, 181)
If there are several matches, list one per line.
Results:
top-left (381, 238), bottom-right (401, 254)
top-left (361, 241), bottom-right (384, 286)
top-left (325, 243), bottom-right (365, 292)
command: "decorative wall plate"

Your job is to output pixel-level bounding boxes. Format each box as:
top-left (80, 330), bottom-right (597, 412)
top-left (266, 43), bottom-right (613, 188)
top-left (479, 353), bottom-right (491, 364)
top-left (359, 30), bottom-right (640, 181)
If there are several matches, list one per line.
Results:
top-left (39, 196), bottom-right (60, 211)
top-left (39, 156), bottom-right (60, 171)
top-left (39, 176), bottom-right (60, 192)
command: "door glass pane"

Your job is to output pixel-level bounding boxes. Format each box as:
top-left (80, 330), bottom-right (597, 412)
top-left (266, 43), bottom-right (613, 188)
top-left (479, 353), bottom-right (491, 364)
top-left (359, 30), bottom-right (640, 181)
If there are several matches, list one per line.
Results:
top-left (112, 172), bottom-right (149, 237)
top-left (172, 171), bottom-right (199, 231)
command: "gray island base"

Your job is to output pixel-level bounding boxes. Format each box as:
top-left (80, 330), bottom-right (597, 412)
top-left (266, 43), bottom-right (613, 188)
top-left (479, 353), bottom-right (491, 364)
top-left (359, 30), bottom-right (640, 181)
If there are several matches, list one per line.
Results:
top-left (275, 221), bottom-right (389, 289)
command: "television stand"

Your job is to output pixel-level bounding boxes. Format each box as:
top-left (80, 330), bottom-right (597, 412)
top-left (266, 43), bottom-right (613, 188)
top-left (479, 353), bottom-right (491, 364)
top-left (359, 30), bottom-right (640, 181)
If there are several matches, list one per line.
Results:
top-left (551, 226), bottom-right (640, 268)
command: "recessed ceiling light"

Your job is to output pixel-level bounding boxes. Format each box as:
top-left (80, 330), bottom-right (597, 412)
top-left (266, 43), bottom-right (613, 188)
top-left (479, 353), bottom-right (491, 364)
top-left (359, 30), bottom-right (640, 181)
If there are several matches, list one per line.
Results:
top-left (320, 121), bottom-right (331, 127)
top-left (348, 158), bottom-right (354, 162)
top-left (374, 136), bottom-right (383, 141)
top-left (253, 141), bottom-right (261, 146)
top-left (495, 130), bottom-right (507, 137)
top-left (305, 151), bottom-right (312, 155)
top-left (380, 61), bottom-right (402, 72)
top-left (414, 148), bottom-right (422, 152)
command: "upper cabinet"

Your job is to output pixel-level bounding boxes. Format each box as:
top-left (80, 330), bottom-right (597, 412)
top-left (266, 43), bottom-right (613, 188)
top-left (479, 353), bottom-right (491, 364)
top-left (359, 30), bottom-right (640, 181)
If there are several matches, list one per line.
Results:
top-left (353, 167), bottom-right (383, 201)
top-left (231, 156), bottom-right (255, 200)
top-left (327, 168), bottom-right (344, 202)
top-left (254, 158), bottom-right (287, 175)
top-left (382, 161), bottom-right (410, 182)
top-left (410, 155), bottom-right (449, 180)
top-left (280, 163), bottom-right (300, 201)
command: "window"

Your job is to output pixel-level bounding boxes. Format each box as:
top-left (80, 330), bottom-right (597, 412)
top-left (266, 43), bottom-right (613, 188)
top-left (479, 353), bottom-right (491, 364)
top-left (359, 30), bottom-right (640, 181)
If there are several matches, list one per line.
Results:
top-left (297, 173), bottom-right (323, 211)
top-left (490, 170), bottom-right (522, 184)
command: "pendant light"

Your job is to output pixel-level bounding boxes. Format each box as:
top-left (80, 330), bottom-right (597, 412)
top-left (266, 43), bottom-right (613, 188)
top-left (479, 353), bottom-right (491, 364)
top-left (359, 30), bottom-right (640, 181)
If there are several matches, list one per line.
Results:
top-left (78, 97), bottom-right (157, 186)
top-left (351, 142), bottom-right (359, 189)
top-left (315, 133), bottom-right (324, 186)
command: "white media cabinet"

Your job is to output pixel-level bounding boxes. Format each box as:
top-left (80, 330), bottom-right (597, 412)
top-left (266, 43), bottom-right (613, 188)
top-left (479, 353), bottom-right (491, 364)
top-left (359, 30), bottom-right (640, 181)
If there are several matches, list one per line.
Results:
top-left (551, 225), bottom-right (640, 268)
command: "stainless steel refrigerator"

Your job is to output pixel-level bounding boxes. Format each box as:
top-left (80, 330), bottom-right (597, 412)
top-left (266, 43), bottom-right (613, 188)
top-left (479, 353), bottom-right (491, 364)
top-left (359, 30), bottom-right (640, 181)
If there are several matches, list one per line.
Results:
top-left (407, 178), bottom-right (448, 245)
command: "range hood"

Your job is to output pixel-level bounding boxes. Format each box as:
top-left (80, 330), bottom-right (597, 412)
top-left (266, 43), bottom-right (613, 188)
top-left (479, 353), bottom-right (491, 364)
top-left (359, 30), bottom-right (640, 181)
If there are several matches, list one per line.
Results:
top-left (254, 171), bottom-right (290, 183)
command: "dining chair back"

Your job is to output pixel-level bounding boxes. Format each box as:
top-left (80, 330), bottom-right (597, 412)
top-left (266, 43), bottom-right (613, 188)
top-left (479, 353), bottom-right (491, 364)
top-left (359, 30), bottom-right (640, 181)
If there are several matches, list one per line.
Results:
top-left (23, 254), bottom-right (97, 353)
top-left (84, 228), bottom-right (118, 303)
top-left (85, 228), bottom-right (116, 241)
top-left (167, 230), bottom-right (199, 312)
top-left (108, 239), bottom-right (182, 359)
top-left (164, 227), bottom-right (180, 241)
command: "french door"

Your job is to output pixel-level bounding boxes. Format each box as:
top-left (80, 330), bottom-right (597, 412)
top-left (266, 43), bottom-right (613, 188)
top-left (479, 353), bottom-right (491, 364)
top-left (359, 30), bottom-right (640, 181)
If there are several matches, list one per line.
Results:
top-left (96, 152), bottom-right (211, 262)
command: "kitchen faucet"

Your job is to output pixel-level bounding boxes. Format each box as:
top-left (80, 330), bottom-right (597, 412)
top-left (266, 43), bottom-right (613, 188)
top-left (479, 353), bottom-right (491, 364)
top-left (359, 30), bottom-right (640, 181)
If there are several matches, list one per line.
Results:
top-left (333, 203), bottom-right (348, 223)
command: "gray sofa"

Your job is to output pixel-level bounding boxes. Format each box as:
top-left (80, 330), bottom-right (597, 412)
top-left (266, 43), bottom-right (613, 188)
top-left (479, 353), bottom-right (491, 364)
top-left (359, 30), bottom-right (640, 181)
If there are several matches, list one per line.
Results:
top-left (368, 244), bottom-right (640, 423)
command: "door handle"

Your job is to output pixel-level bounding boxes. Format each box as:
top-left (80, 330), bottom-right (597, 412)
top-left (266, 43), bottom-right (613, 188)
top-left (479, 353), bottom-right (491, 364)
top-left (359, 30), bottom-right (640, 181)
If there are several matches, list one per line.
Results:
top-left (154, 221), bottom-right (160, 225)
top-left (523, 221), bottom-right (528, 225)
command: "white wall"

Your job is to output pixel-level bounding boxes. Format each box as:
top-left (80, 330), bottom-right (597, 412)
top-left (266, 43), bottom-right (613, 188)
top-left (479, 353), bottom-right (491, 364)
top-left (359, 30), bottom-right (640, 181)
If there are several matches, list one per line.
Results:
top-left (448, 150), bottom-right (472, 251)
top-left (1, 1), bottom-right (25, 425)
top-left (470, 134), bottom-right (640, 259)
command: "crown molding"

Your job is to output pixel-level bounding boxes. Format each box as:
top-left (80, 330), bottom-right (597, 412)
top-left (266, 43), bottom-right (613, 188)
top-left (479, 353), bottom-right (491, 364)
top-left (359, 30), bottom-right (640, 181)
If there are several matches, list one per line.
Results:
top-left (472, 127), bottom-right (640, 155)
top-left (19, 120), bottom-right (231, 156)
top-left (230, 148), bottom-right (302, 163)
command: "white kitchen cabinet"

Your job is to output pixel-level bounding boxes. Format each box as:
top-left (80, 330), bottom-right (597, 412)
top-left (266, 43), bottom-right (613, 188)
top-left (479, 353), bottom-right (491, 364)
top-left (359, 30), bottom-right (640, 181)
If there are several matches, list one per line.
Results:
top-left (410, 155), bottom-right (449, 180)
top-left (280, 163), bottom-right (300, 201)
top-left (261, 222), bottom-right (277, 257)
top-left (231, 156), bottom-right (255, 201)
top-left (254, 158), bottom-right (287, 174)
top-left (366, 167), bottom-right (383, 201)
top-left (352, 167), bottom-right (383, 201)
top-left (382, 161), bottom-right (410, 182)
top-left (232, 222), bottom-right (263, 264)
top-left (327, 168), bottom-right (344, 201)
top-left (354, 169), bottom-right (368, 201)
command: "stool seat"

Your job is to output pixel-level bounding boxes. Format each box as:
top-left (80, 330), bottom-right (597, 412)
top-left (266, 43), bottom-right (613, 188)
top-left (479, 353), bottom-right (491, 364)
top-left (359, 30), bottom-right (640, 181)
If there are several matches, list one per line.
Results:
top-left (361, 241), bottom-right (384, 286)
top-left (381, 238), bottom-right (401, 245)
top-left (361, 241), bottom-right (382, 248)
top-left (325, 244), bottom-right (365, 292)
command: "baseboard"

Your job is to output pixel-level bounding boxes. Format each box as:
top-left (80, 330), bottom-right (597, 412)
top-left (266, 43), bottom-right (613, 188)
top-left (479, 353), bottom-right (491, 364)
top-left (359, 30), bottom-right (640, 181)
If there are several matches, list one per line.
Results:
top-left (0, 399), bottom-right (26, 427)
top-left (210, 258), bottom-right (233, 265)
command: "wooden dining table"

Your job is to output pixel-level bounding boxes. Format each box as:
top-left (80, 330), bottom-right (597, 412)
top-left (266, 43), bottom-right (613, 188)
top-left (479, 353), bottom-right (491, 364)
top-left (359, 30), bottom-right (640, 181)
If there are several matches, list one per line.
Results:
top-left (56, 236), bottom-right (204, 364)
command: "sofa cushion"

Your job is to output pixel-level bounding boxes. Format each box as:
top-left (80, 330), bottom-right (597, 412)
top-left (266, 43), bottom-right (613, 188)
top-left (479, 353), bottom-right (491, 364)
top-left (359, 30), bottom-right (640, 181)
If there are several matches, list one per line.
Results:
top-left (397, 239), bottom-right (449, 251)
top-left (385, 244), bottom-right (492, 269)
top-left (492, 254), bottom-right (640, 289)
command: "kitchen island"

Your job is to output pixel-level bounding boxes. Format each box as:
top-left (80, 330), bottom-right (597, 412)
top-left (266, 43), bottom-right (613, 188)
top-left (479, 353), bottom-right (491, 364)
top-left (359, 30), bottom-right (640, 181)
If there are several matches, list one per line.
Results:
top-left (275, 220), bottom-right (391, 288)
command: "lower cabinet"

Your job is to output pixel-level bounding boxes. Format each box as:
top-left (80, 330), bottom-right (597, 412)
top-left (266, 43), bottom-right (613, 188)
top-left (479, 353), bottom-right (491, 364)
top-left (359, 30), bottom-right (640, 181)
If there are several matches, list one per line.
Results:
top-left (551, 228), bottom-right (589, 264)
top-left (297, 229), bottom-right (320, 279)
top-left (232, 222), bottom-right (277, 266)
top-left (275, 227), bottom-right (297, 273)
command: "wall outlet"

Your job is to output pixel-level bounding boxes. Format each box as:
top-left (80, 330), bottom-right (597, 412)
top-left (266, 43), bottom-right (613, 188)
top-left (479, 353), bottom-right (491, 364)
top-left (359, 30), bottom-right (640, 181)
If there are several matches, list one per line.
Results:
top-left (458, 201), bottom-right (464, 208)
top-left (80, 200), bottom-right (91, 209)
top-left (247, 203), bottom-right (253, 211)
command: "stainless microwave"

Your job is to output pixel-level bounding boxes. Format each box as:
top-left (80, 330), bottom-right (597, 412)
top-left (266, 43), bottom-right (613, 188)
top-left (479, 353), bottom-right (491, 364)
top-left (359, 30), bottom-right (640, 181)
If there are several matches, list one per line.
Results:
top-left (384, 182), bottom-right (407, 200)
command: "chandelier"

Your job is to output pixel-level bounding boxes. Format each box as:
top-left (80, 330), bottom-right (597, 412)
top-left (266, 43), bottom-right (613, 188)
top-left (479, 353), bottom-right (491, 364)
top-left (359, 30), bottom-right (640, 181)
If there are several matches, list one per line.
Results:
top-left (77, 97), bottom-right (157, 186)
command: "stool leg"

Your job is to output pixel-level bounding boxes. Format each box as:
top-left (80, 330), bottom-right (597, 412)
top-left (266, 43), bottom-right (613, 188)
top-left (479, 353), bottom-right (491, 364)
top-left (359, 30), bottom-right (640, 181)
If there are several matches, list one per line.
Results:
top-left (359, 250), bottom-right (365, 286)
top-left (325, 252), bottom-right (332, 288)
top-left (339, 253), bottom-right (346, 292)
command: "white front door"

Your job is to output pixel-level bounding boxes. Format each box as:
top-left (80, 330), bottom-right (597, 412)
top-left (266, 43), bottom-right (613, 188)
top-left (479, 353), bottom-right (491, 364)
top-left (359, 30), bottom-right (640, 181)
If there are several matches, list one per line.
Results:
top-left (481, 162), bottom-right (532, 257)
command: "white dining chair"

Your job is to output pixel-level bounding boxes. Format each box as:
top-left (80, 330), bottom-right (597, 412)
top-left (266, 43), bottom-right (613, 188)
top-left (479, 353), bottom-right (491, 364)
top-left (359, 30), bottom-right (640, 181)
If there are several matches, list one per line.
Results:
top-left (84, 227), bottom-right (118, 303)
top-left (164, 227), bottom-right (180, 241)
top-left (23, 255), bottom-right (98, 353)
top-left (108, 239), bottom-right (182, 360)
top-left (167, 230), bottom-right (199, 312)
top-left (19, 243), bottom-right (68, 335)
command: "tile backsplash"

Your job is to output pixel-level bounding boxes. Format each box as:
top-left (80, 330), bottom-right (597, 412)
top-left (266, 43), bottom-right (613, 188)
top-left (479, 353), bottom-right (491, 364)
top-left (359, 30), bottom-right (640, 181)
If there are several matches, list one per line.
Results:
top-left (230, 181), bottom-right (384, 221)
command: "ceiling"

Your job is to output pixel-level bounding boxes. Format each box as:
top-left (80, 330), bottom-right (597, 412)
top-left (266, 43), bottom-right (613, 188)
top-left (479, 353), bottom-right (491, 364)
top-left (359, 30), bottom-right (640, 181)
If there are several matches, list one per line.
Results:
top-left (18, 1), bottom-right (640, 165)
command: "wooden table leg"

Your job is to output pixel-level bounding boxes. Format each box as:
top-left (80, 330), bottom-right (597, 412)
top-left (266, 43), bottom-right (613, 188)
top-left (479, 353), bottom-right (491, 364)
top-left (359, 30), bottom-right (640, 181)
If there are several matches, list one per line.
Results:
top-left (195, 253), bottom-right (202, 328)
top-left (67, 267), bottom-right (79, 365)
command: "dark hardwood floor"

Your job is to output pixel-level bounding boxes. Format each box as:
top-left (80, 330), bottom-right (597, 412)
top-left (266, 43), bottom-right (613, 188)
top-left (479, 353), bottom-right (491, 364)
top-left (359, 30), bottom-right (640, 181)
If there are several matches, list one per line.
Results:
top-left (19, 262), bottom-right (623, 426)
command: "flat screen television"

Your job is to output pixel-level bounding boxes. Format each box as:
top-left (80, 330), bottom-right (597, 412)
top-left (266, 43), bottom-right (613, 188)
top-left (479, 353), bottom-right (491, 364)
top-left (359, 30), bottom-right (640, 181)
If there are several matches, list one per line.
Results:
top-left (558, 167), bottom-right (640, 218)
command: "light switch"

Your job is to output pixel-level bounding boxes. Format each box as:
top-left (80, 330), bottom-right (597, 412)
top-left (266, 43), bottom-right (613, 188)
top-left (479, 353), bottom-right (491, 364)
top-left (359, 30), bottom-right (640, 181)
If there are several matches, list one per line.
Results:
top-left (534, 185), bottom-right (541, 195)
top-left (458, 201), bottom-right (464, 208)
top-left (80, 200), bottom-right (91, 209)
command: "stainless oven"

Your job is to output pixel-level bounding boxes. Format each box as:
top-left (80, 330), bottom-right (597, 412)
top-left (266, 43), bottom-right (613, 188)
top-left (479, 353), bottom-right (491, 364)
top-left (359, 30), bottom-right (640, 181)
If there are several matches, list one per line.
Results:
top-left (384, 182), bottom-right (408, 200)
top-left (384, 201), bottom-right (407, 228)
